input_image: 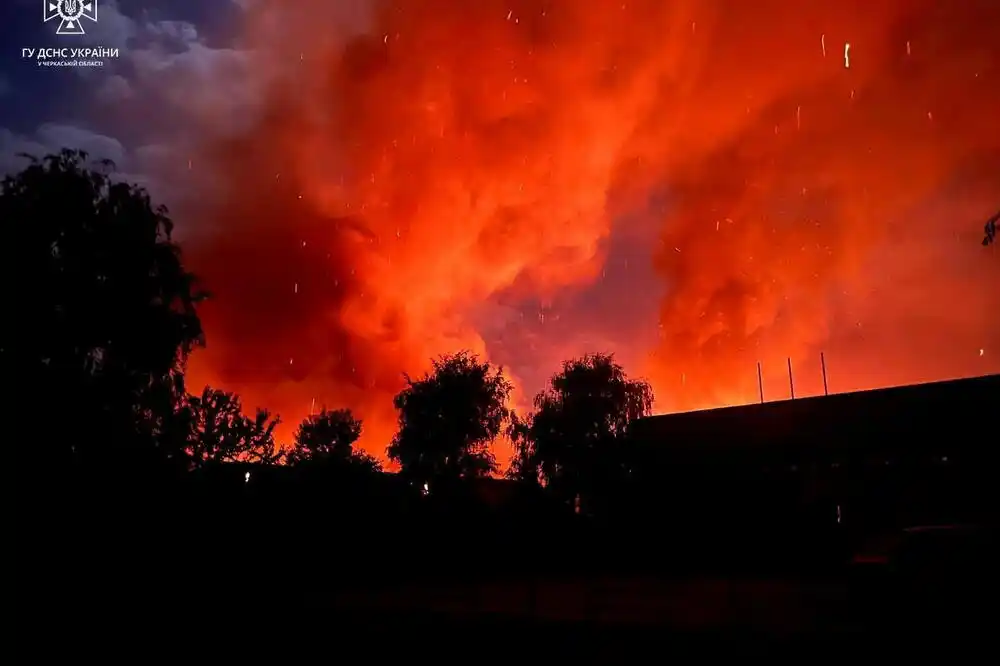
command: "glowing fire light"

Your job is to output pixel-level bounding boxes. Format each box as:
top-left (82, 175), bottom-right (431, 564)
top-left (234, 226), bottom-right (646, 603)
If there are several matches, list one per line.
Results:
top-left (182, 1), bottom-right (1000, 461)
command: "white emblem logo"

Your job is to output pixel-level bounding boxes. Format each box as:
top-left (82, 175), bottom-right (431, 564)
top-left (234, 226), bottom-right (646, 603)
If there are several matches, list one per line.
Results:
top-left (44, 0), bottom-right (98, 36)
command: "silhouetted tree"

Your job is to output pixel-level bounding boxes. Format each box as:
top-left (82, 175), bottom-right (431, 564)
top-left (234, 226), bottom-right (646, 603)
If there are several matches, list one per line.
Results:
top-left (287, 408), bottom-right (381, 472)
top-left (1, 150), bottom-right (204, 471)
top-left (514, 353), bottom-right (653, 514)
top-left (388, 351), bottom-right (512, 487)
top-left (984, 211), bottom-right (998, 246)
top-left (179, 387), bottom-right (282, 468)
top-left (505, 411), bottom-right (540, 486)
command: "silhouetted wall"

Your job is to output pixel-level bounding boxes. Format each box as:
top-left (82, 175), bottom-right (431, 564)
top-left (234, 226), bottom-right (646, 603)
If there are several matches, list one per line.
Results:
top-left (627, 374), bottom-right (1000, 536)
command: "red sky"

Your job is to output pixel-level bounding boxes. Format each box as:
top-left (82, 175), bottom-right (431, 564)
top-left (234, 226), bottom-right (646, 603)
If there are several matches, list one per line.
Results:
top-left (181, 0), bottom-right (1000, 464)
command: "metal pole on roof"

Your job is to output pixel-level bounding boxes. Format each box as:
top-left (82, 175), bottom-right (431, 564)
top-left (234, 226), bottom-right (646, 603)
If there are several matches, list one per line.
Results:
top-left (787, 357), bottom-right (795, 399)
top-left (820, 352), bottom-right (829, 396)
top-left (757, 361), bottom-right (764, 403)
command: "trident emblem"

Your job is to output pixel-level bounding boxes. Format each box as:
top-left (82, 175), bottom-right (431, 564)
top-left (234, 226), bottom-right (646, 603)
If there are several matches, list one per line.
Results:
top-left (43, 0), bottom-right (98, 36)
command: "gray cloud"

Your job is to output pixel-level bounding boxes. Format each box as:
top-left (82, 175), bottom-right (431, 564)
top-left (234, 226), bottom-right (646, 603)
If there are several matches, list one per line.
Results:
top-left (37, 123), bottom-right (126, 162)
top-left (0, 129), bottom-right (47, 175)
top-left (83, 0), bottom-right (139, 49)
top-left (5, 0), bottom-right (372, 219)
top-left (95, 73), bottom-right (133, 102)
top-left (0, 122), bottom-right (125, 174)
top-left (4, 2), bottom-right (265, 207)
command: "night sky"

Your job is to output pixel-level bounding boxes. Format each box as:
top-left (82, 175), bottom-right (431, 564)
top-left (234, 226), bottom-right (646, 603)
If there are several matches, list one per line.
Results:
top-left (3, 0), bottom-right (998, 463)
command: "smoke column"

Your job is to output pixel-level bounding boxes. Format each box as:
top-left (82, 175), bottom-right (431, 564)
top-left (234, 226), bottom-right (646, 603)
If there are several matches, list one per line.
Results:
top-left (181, 0), bottom-right (1000, 460)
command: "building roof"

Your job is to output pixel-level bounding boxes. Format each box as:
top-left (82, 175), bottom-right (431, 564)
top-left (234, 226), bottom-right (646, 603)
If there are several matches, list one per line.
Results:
top-left (629, 374), bottom-right (998, 460)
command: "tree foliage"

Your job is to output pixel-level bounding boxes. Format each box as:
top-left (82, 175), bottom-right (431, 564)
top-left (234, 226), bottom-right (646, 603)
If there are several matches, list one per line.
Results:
top-left (287, 408), bottom-right (381, 472)
top-left (388, 351), bottom-right (512, 484)
top-left (512, 353), bottom-right (654, 512)
top-left (1, 149), bottom-right (205, 469)
top-left (178, 386), bottom-right (282, 468)
top-left (504, 411), bottom-right (540, 485)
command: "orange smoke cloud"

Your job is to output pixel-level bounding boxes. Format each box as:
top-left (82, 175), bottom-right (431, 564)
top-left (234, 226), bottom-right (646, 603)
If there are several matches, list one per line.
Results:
top-left (638, 0), bottom-right (1000, 407)
top-left (181, 0), bottom-right (1000, 459)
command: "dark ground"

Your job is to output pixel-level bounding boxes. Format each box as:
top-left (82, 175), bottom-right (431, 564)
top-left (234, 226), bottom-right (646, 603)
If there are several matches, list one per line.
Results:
top-left (28, 576), bottom-right (995, 657)
top-left (17, 465), bottom-right (996, 657)
top-left (22, 510), bottom-right (996, 657)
